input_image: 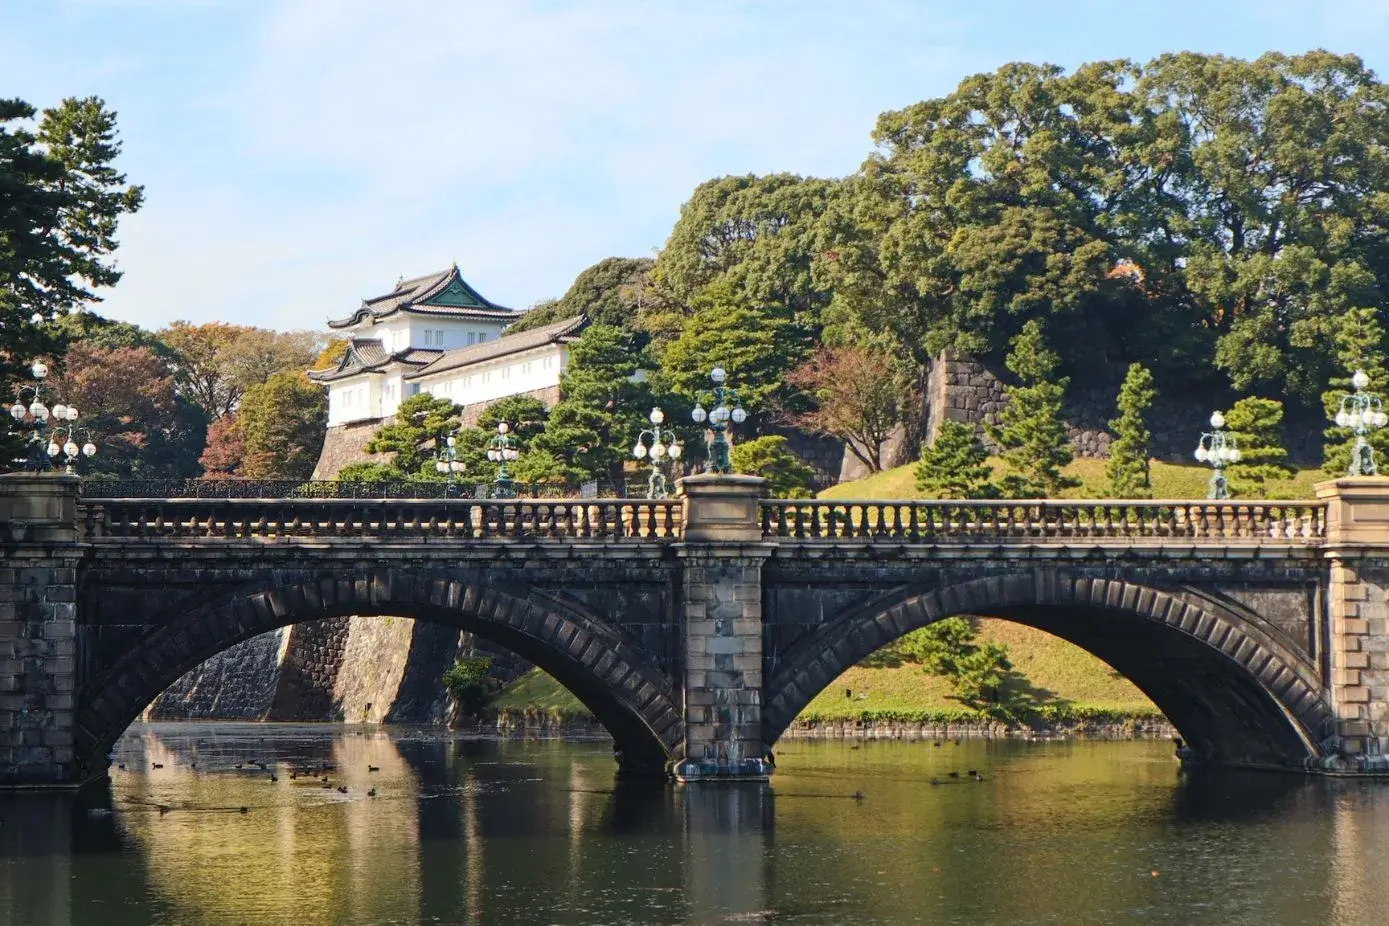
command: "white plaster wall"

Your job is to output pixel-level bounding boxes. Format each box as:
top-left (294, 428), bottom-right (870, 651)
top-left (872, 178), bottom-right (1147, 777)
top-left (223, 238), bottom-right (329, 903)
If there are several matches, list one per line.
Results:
top-left (414, 344), bottom-right (568, 407)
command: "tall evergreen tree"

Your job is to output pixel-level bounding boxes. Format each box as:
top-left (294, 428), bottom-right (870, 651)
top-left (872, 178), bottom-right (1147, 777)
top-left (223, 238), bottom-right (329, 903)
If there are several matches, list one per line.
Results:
top-left (1322, 307), bottom-right (1389, 476)
top-left (989, 320), bottom-right (1079, 498)
top-left (2, 96), bottom-right (142, 461)
top-left (1106, 363), bottom-right (1157, 498)
top-left (915, 420), bottom-right (996, 499)
top-left (533, 325), bottom-right (653, 485)
top-left (1225, 397), bottom-right (1296, 496)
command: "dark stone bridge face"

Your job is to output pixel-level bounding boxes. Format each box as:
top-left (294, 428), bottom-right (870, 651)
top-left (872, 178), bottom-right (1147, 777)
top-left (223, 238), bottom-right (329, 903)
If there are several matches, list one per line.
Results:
top-left (4, 474), bottom-right (1388, 786)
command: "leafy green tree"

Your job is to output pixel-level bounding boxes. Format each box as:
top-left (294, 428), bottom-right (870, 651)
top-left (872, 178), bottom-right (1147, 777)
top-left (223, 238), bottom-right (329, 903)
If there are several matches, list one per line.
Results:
top-left (729, 435), bottom-right (816, 498)
top-left (1322, 307), bottom-right (1389, 476)
top-left (533, 324), bottom-right (653, 484)
top-left (53, 310), bottom-right (173, 358)
top-left (442, 656), bottom-right (496, 716)
top-left (1225, 397), bottom-right (1296, 496)
top-left (915, 420), bottom-right (995, 499)
top-left (1106, 363), bottom-right (1157, 498)
top-left (655, 174), bottom-right (836, 333)
top-left (989, 320), bottom-right (1079, 498)
top-left (508, 257), bottom-right (655, 334)
top-left (2, 96), bottom-right (143, 461)
top-left (237, 372), bottom-right (326, 479)
top-left (656, 281), bottom-right (810, 419)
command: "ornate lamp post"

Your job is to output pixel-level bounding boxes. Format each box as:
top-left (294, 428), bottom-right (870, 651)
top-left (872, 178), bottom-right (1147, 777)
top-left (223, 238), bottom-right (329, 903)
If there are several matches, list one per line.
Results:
top-left (485, 422), bottom-right (520, 498)
top-left (631, 406), bottom-right (683, 498)
top-left (1334, 369), bottom-right (1388, 476)
top-left (1194, 410), bottom-right (1241, 500)
top-left (690, 366), bottom-right (747, 475)
top-left (8, 360), bottom-right (94, 473)
top-left (433, 433), bottom-right (466, 497)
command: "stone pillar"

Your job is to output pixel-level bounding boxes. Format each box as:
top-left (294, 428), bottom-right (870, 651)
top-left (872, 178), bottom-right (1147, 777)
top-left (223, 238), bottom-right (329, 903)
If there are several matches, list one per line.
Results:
top-left (673, 474), bottom-right (772, 781)
top-left (0, 473), bottom-right (84, 787)
top-left (1317, 478), bottom-right (1389, 768)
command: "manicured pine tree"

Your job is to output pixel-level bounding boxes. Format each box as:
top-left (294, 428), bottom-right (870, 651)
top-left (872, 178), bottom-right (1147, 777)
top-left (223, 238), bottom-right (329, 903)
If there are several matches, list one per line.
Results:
top-left (532, 325), bottom-right (654, 486)
top-left (1225, 397), bottom-right (1295, 496)
top-left (1322, 307), bottom-right (1389, 476)
top-left (915, 420), bottom-right (996, 499)
top-left (989, 320), bottom-right (1080, 498)
top-left (1105, 362), bottom-right (1156, 498)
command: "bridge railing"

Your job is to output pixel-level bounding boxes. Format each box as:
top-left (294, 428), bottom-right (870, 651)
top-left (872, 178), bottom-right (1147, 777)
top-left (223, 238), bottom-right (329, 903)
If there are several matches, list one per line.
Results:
top-left (759, 499), bottom-right (1327, 543)
top-left (78, 498), bottom-right (682, 541)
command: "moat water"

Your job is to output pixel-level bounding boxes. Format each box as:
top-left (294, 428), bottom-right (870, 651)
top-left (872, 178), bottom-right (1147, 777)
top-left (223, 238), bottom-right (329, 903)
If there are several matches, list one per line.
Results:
top-left (3, 724), bottom-right (1389, 925)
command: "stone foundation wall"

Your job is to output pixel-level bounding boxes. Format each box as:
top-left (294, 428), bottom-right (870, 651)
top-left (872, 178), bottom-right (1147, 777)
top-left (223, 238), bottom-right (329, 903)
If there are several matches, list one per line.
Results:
top-left (148, 618), bottom-right (529, 725)
top-left (148, 627), bottom-right (290, 720)
top-left (922, 351), bottom-right (1323, 464)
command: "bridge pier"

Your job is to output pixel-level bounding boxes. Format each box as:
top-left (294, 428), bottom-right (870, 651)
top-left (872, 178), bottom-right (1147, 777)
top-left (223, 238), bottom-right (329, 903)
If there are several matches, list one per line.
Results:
top-left (1319, 479), bottom-right (1389, 768)
top-left (0, 474), bottom-right (83, 787)
top-left (672, 475), bottom-right (773, 781)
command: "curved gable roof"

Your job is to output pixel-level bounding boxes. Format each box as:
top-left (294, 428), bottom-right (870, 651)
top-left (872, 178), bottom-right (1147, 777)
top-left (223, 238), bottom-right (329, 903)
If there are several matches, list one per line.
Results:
top-left (327, 264), bottom-right (518, 329)
top-left (307, 337), bottom-right (444, 383)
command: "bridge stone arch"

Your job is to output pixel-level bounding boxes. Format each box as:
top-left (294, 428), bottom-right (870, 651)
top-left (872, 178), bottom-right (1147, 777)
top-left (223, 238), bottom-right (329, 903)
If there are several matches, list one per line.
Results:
top-left (763, 572), bottom-right (1336, 769)
top-left (75, 568), bottom-right (683, 781)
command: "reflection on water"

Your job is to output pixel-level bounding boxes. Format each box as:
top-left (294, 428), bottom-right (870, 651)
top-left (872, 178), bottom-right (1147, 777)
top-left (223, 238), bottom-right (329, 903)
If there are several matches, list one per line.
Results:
top-left (5, 725), bottom-right (1389, 924)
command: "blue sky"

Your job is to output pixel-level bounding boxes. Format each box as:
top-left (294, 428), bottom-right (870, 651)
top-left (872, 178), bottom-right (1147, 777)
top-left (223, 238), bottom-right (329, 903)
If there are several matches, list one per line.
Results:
top-left (4, 0), bottom-right (1387, 332)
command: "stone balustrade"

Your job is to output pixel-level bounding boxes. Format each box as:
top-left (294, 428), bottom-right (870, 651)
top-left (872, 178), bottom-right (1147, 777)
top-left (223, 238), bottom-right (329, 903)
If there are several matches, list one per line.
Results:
top-left (760, 499), bottom-right (1326, 543)
top-left (78, 498), bottom-right (683, 541)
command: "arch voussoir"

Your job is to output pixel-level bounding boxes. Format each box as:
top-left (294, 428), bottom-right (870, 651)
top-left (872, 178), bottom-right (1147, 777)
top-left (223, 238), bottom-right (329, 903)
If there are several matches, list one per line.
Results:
top-left (78, 567), bottom-right (680, 780)
top-left (762, 570), bottom-right (1329, 767)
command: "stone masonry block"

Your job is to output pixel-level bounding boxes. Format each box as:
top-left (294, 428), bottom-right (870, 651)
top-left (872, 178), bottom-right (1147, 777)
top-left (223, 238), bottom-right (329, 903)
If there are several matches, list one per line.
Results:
top-left (1342, 686), bottom-right (1371, 703)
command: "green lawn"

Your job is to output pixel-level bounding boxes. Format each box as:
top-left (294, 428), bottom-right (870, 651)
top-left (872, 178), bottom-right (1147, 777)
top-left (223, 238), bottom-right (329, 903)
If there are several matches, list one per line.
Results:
top-left (820, 456), bottom-right (1326, 501)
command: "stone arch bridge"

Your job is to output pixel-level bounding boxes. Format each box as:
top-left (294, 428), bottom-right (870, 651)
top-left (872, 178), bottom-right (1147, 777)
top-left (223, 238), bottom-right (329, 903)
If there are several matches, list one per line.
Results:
top-left (3, 472), bottom-right (1388, 786)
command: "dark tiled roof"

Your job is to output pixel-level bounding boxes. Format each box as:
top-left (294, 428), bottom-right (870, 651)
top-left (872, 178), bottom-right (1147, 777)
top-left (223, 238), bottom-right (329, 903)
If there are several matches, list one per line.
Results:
top-left (307, 338), bottom-right (443, 383)
top-left (405, 315), bottom-right (587, 381)
top-left (327, 265), bottom-right (518, 329)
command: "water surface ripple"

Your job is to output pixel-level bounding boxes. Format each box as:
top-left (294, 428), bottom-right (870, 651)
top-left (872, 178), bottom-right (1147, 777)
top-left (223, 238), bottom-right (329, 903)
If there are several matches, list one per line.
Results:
top-left (2, 724), bottom-right (1386, 925)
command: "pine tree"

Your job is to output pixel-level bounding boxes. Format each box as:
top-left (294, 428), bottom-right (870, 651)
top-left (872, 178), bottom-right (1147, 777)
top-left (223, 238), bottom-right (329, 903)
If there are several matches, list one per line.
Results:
top-left (729, 435), bottom-right (817, 498)
top-left (339, 393), bottom-right (460, 480)
top-left (988, 320), bottom-right (1080, 498)
top-left (1225, 397), bottom-right (1295, 496)
top-left (532, 325), bottom-right (654, 485)
top-left (1105, 363), bottom-right (1156, 498)
top-left (915, 420), bottom-right (996, 498)
top-left (1322, 307), bottom-right (1389, 476)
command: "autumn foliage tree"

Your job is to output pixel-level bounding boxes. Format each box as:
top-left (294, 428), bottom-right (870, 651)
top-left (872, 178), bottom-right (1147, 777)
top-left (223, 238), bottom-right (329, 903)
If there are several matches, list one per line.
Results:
top-left (787, 344), bottom-right (908, 472)
top-left (50, 343), bottom-right (203, 477)
top-left (160, 321), bottom-right (320, 420)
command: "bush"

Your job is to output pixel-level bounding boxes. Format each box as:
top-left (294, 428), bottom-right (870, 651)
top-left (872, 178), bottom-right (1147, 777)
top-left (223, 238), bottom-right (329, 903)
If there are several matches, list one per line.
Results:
top-left (730, 435), bottom-right (817, 498)
top-left (442, 656), bottom-right (495, 716)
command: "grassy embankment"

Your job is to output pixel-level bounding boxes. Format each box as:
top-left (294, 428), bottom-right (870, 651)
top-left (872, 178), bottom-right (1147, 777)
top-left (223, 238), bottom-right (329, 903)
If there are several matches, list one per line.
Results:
top-left (492, 457), bottom-right (1325, 727)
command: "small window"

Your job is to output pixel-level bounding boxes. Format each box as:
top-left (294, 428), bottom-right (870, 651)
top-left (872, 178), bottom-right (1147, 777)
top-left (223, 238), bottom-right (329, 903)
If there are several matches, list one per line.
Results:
top-left (468, 332), bottom-right (476, 346)
top-left (478, 333), bottom-right (487, 343)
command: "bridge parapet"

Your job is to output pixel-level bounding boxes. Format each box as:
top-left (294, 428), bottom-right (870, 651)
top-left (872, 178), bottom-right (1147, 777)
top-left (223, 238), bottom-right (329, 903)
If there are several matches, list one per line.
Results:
top-left (761, 498), bottom-right (1326, 544)
top-left (77, 497), bottom-right (682, 542)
